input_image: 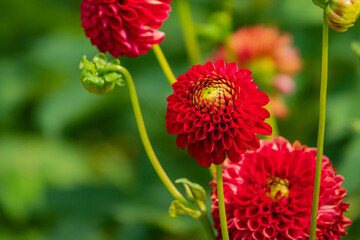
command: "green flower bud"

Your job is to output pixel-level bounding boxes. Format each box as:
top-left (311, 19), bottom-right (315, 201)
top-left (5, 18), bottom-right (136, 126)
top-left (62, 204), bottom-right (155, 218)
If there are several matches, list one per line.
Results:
top-left (325, 0), bottom-right (360, 32)
top-left (79, 54), bottom-right (125, 95)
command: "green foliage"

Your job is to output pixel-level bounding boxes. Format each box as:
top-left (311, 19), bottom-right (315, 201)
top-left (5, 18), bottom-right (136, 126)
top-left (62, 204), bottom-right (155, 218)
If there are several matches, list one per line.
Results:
top-left (1, 0), bottom-right (360, 239)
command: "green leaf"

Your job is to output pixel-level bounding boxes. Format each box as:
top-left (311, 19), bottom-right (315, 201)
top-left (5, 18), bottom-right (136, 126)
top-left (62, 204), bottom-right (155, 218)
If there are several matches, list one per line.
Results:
top-left (168, 200), bottom-right (201, 219)
top-left (339, 134), bottom-right (360, 194)
top-left (196, 11), bottom-right (233, 43)
top-left (175, 178), bottom-right (206, 204)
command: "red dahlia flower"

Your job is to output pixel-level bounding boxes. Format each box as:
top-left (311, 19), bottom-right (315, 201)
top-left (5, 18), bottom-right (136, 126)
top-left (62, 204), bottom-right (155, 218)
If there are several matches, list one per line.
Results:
top-left (211, 137), bottom-right (351, 239)
top-left (165, 60), bottom-right (272, 167)
top-left (81, 0), bottom-right (171, 58)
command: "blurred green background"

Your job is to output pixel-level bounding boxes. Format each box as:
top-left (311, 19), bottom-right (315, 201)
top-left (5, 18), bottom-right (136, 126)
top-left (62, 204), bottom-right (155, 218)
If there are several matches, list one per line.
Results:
top-left (1, 0), bottom-right (360, 239)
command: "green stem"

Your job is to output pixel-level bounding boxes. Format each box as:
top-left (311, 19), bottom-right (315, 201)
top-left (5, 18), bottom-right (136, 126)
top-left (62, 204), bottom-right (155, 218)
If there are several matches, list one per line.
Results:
top-left (176, 0), bottom-right (202, 65)
top-left (153, 44), bottom-right (177, 85)
top-left (267, 107), bottom-right (280, 137)
top-left (264, 104), bottom-right (279, 139)
top-left (309, 12), bottom-right (329, 240)
top-left (121, 66), bottom-right (190, 208)
top-left (199, 213), bottom-right (216, 240)
top-left (216, 164), bottom-right (229, 240)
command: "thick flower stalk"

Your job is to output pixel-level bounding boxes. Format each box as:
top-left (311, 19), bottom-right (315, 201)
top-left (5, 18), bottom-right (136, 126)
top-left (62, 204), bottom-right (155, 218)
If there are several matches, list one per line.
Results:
top-left (81, 0), bottom-right (171, 58)
top-left (210, 137), bottom-right (352, 239)
top-left (166, 60), bottom-right (272, 167)
top-left (212, 26), bottom-right (302, 119)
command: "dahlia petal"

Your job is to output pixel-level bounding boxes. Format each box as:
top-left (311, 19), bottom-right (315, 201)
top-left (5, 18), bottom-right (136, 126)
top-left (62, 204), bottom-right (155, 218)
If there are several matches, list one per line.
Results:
top-left (187, 142), bottom-right (200, 158)
top-left (109, 16), bottom-right (123, 29)
top-left (252, 231), bottom-right (265, 240)
top-left (246, 135), bottom-right (260, 150)
top-left (205, 136), bottom-right (215, 154)
top-left (222, 133), bottom-right (232, 149)
top-left (253, 121), bottom-right (272, 135)
top-left (195, 128), bottom-right (207, 141)
top-left (226, 147), bottom-right (242, 163)
top-left (235, 219), bottom-right (248, 230)
top-left (263, 226), bottom-right (276, 238)
top-left (218, 122), bottom-right (229, 132)
top-left (176, 134), bottom-right (188, 149)
top-left (212, 146), bottom-right (226, 165)
top-left (150, 29), bottom-right (165, 43)
top-left (196, 154), bottom-right (211, 168)
top-left (212, 129), bottom-right (222, 141)
top-left (247, 219), bottom-right (260, 231)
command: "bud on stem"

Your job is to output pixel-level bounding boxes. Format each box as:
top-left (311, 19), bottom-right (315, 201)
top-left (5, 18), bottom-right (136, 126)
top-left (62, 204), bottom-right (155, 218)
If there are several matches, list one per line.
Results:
top-left (314, 0), bottom-right (360, 32)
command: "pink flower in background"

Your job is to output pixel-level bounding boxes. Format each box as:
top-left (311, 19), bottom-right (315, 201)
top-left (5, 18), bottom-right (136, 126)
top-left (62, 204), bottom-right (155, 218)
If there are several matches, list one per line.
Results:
top-left (166, 60), bottom-right (272, 167)
top-left (213, 26), bottom-right (303, 118)
top-left (211, 137), bottom-right (351, 239)
top-left (81, 0), bottom-right (171, 58)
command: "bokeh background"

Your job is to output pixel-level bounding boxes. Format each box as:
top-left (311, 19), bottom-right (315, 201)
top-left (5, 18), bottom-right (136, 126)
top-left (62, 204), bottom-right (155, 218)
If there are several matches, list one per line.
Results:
top-left (1, 0), bottom-right (360, 239)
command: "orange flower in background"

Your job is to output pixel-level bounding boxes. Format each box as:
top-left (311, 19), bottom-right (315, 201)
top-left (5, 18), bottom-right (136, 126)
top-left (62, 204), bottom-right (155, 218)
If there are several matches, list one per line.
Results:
top-left (213, 26), bottom-right (303, 118)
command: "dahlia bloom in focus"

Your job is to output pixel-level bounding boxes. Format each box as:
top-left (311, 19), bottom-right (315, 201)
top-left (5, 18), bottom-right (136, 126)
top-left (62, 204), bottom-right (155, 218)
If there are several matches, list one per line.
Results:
top-left (81, 0), bottom-right (171, 58)
top-left (211, 137), bottom-right (351, 239)
top-left (166, 60), bottom-right (272, 167)
top-left (213, 26), bottom-right (302, 118)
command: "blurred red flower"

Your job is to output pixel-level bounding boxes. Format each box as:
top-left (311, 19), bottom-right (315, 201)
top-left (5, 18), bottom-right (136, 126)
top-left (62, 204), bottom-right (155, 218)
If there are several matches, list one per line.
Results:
top-left (166, 60), bottom-right (271, 167)
top-left (81, 0), bottom-right (171, 58)
top-left (211, 137), bottom-right (351, 239)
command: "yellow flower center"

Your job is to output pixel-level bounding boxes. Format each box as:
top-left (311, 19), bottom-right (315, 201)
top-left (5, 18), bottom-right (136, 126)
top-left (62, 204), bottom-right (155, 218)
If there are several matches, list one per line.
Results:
top-left (193, 80), bottom-right (234, 113)
top-left (266, 176), bottom-right (289, 201)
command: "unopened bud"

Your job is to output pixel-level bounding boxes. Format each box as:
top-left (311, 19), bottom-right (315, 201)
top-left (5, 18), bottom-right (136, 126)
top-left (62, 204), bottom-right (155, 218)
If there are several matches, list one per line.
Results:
top-left (325, 0), bottom-right (360, 32)
top-left (79, 54), bottom-right (125, 95)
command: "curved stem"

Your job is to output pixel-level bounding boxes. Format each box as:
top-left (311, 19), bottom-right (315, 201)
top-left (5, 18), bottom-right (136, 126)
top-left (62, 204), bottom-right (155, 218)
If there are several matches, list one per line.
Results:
top-left (216, 164), bottom-right (229, 240)
top-left (309, 12), bottom-right (329, 240)
top-left (153, 44), bottom-right (177, 85)
top-left (122, 66), bottom-right (216, 239)
top-left (199, 213), bottom-right (216, 240)
top-left (121, 66), bottom-right (190, 207)
top-left (176, 0), bottom-right (202, 65)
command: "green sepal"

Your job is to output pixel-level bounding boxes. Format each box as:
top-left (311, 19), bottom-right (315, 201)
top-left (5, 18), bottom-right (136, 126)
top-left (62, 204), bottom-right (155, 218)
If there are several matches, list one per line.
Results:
top-left (313, 0), bottom-right (328, 9)
top-left (175, 178), bottom-right (206, 204)
top-left (168, 200), bottom-right (201, 218)
top-left (79, 53), bottom-right (125, 95)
